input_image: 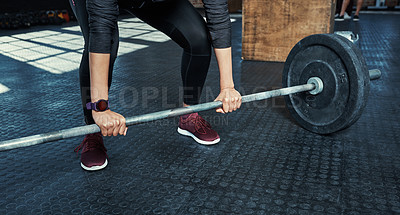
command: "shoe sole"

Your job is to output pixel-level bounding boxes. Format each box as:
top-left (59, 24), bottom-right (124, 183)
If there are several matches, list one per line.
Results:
top-left (177, 127), bottom-right (220, 145)
top-left (81, 159), bottom-right (108, 171)
top-left (353, 19), bottom-right (359, 22)
top-left (335, 19), bottom-right (345, 22)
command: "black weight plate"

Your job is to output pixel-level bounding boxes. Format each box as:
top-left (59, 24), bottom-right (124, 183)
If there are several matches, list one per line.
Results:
top-left (333, 35), bottom-right (370, 130)
top-left (282, 34), bottom-right (370, 134)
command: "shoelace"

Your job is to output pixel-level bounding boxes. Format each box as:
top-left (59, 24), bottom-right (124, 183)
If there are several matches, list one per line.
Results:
top-left (74, 134), bottom-right (107, 155)
top-left (192, 115), bottom-right (211, 134)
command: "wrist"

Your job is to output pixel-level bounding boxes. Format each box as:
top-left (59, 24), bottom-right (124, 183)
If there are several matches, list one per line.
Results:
top-left (220, 83), bottom-right (234, 90)
top-left (91, 96), bottom-right (108, 103)
top-left (92, 109), bottom-right (110, 114)
top-left (221, 86), bottom-right (234, 91)
top-left (220, 79), bottom-right (234, 89)
top-left (87, 99), bottom-right (110, 112)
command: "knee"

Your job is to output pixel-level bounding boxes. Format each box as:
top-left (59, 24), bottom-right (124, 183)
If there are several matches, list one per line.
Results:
top-left (187, 29), bottom-right (211, 56)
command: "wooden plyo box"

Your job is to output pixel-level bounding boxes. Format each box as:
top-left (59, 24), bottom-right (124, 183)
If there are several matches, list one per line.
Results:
top-left (228, 0), bottom-right (242, 12)
top-left (242, 0), bottom-right (336, 62)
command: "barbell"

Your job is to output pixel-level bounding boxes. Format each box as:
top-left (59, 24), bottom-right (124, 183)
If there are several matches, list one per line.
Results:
top-left (0, 34), bottom-right (381, 151)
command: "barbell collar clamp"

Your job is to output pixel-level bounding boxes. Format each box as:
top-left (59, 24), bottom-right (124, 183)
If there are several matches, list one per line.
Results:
top-left (307, 77), bottom-right (324, 95)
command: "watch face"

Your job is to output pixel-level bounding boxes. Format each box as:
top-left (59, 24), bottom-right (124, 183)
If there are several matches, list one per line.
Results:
top-left (97, 100), bottom-right (108, 111)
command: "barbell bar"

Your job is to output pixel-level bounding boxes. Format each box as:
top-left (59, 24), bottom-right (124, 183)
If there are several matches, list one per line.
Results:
top-left (0, 78), bottom-right (318, 151)
top-left (0, 68), bottom-right (380, 151)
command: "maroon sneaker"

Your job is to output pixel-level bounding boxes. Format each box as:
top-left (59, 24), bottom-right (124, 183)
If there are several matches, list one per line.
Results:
top-left (74, 132), bottom-right (108, 171)
top-left (178, 113), bottom-right (220, 145)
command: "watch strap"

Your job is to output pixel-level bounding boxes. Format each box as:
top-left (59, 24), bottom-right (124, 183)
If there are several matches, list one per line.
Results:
top-left (86, 100), bottom-right (109, 111)
top-left (86, 102), bottom-right (95, 110)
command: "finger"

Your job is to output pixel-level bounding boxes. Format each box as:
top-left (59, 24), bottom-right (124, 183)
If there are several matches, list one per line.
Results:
top-left (101, 123), bottom-right (109, 136)
top-left (228, 97), bottom-right (234, 112)
top-left (233, 97), bottom-right (240, 111)
top-left (112, 127), bottom-right (118, 137)
top-left (124, 127), bottom-right (128, 136)
top-left (119, 122), bottom-right (126, 136)
top-left (119, 124), bottom-right (126, 136)
top-left (216, 108), bottom-right (224, 114)
top-left (232, 97), bottom-right (238, 111)
top-left (106, 121), bottom-right (113, 136)
top-left (238, 97), bottom-right (242, 109)
top-left (108, 127), bottom-right (114, 136)
top-left (113, 120), bottom-right (120, 136)
top-left (107, 122), bottom-right (114, 136)
top-left (100, 126), bottom-right (108, 137)
top-left (223, 98), bottom-right (230, 113)
top-left (119, 118), bottom-right (126, 135)
top-left (231, 97), bottom-right (236, 112)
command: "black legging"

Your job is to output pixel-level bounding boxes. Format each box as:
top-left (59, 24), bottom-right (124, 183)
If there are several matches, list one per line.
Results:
top-left (69, 0), bottom-right (212, 124)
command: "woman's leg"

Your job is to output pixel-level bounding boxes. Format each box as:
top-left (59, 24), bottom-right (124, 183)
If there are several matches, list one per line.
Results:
top-left (69, 0), bottom-right (119, 125)
top-left (127, 0), bottom-right (212, 105)
top-left (122, 0), bottom-right (219, 145)
top-left (355, 0), bottom-right (363, 16)
top-left (346, 0), bottom-right (354, 16)
top-left (336, 0), bottom-right (343, 15)
top-left (339, 0), bottom-right (351, 16)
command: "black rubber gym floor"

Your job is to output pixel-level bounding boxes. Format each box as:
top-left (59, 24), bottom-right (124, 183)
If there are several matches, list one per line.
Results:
top-left (1, 12), bottom-right (399, 215)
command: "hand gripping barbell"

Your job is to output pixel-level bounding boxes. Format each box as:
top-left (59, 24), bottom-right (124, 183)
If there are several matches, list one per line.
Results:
top-left (0, 34), bottom-right (381, 151)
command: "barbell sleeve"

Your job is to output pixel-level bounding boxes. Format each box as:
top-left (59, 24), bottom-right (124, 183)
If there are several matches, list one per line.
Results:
top-left (369, 69), bottom-right (381, 80)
